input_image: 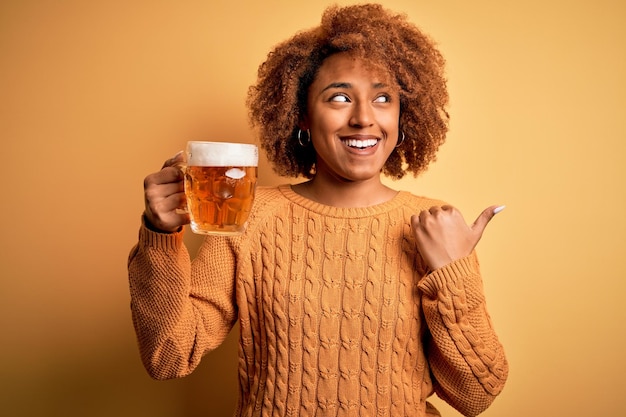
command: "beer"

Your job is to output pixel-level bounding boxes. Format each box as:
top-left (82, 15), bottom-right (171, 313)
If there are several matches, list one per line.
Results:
top-left (184, 141), bottom-right (258, 235)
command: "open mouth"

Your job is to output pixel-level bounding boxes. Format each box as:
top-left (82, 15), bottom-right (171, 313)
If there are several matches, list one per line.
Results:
top-left (342, 138), bottom-right (379, 149)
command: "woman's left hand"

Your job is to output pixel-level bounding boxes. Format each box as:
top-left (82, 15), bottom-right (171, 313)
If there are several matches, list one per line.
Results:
top-left (411, 205), bottom-right (504, 271)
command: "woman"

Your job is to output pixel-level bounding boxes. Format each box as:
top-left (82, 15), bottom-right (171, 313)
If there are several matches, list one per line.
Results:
top-left (129, 4), bottom-right (508, 416)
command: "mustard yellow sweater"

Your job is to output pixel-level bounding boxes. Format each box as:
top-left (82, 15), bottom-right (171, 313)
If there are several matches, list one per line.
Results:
top-left (128, 185), bottom-right (508, 417)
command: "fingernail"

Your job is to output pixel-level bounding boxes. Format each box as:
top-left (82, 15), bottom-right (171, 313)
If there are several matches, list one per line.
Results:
top-left (493, 205), bottom-right (506, 214)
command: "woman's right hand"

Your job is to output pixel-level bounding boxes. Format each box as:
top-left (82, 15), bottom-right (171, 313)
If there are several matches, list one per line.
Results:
top-left (143, 151), bottom-right (190, 233)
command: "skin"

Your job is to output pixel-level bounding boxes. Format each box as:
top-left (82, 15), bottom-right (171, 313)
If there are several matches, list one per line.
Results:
top-left (143, 152), bottom-right (189, 233)
top-left (293, 53), bottom-right (400, 207)
top-left (143, 53), bottom-right (502, 270)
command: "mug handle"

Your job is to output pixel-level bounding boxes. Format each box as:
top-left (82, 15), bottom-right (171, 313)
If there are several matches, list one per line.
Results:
top-left (172, 153), bottom-right (189, 215)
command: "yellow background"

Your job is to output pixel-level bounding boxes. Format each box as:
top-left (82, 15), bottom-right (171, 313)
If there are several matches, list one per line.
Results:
top-left (1, 0), bottom-right (624, 416)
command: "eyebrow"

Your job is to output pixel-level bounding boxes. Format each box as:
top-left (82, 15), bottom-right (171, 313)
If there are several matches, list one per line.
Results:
top-left (321, 82), bottom-right (388, 92)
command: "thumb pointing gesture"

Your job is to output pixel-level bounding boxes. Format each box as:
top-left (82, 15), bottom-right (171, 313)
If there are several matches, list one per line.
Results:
top-left (411, 204), bottom-right (505, 271)
top-left (471, 205), bottom-right (506, 239)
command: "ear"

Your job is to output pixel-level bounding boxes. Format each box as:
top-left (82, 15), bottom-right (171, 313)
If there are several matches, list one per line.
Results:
top-left (298, 114), bottom-right (310, 131)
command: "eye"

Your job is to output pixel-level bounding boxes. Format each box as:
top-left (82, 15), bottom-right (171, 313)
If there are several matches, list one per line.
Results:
top-left (330, 94), bottom-right (350, 103)
top-left (373, 94), bottom-right (391, 103)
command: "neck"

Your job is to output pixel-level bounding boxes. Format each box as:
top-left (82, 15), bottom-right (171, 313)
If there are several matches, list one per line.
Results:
top-left (293, 175), bottom-right (398, 208)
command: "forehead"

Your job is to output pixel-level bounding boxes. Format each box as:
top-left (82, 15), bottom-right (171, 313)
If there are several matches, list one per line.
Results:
top-left (312, 52), bottom-right (396, 88)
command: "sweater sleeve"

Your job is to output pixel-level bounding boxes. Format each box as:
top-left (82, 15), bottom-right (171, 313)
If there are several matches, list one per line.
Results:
top-left (418, 252), bottom-right (508, 417)
top-left (127, 219), bottom-right (238, 380)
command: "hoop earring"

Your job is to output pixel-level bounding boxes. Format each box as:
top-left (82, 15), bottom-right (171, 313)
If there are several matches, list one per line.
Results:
top-left (395, 131), bottom-right (405, 148)
top-left (297, 129), bottom-right (311, 147)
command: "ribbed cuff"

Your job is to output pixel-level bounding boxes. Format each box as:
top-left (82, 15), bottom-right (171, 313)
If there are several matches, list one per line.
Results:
top-left (418, 254), bottom-right (478, 297)
top-left (138, 215), bottom-right (185, 252)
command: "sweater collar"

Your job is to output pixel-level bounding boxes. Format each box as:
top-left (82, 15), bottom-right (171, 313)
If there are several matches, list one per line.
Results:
top-left (278, 184), bottom-right (413, 219)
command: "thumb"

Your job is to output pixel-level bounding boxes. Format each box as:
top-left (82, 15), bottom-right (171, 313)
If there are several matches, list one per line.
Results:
top-left (162, 150), bottom-right (185, 169)
top-left (471, 205), bottom-right (506, 236)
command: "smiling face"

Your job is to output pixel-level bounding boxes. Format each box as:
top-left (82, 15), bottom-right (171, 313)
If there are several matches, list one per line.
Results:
top-left (303, 53), bottom-right (401, 185)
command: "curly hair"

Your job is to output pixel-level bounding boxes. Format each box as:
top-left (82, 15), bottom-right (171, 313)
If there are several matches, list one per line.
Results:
top-left (246, 3), bottom-right (449, 179)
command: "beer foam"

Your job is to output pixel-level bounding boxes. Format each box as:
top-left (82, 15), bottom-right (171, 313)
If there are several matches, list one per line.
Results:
top-left (187, 141), bottom-right (258, 167)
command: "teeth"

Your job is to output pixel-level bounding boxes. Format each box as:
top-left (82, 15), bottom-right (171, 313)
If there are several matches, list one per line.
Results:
top-left (343, 138), bottom-right (378, 148)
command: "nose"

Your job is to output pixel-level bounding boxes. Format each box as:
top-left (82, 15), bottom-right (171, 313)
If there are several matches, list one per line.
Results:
top-left (349, 102), bottom-right (374, 128)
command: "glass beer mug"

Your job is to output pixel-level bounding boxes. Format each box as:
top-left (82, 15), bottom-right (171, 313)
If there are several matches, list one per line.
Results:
top-left (183, 141), bottom-right (258, 235)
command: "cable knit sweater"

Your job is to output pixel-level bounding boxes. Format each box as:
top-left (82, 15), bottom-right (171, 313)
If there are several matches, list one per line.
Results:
top-left (128, 184), bottom-right (508, 417)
